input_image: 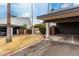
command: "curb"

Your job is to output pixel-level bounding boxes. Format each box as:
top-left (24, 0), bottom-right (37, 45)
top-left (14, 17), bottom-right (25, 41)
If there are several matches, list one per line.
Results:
top-left (50, 40), bottom-right (79, 47)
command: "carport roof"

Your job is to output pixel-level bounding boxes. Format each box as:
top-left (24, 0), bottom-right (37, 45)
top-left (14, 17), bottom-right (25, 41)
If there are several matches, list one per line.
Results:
top-left (0, 24), bottom-right (20, 27)
top-left (37, 6), bottom-right (79, 21)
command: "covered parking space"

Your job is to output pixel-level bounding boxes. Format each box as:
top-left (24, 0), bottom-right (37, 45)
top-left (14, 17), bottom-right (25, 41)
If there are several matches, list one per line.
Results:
top-left (0, 24), bottom-right (21, 36)
top-left (37, 6), bottom-right (79, 44)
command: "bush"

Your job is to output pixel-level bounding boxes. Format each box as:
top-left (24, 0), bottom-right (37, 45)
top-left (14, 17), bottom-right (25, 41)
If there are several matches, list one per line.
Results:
top-left (39, 28), bottom-right (46, 34)
top-left (34, 24), bottom-right (46, 28)
top-left (34, 24), bottom-right (46, 34)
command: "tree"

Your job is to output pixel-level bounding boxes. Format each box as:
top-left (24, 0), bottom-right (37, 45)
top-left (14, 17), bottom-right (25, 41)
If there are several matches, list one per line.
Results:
top-left (21, 24), bottom-right (27, 29)
top-left (6, 3), bottom-right (12, 43)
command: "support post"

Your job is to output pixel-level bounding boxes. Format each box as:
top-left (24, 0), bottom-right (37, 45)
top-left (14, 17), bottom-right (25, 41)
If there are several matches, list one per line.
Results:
top-left (24, 29), bottom-right (26, 35)
top-left (72, 35), bottom-right (74, 43)
top-left (32, 26), bottom-right (34, 34)
top-left (46, 23), bottom-right (50, 40)
top-left (17, 29), bottom-right (19, 35)
top-left (11, 27), bottom-right (13, 36)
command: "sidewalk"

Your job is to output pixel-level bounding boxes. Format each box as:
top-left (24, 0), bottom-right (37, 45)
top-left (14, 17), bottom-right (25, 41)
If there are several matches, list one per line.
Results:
top-left (50, 35), bottom-right (79, 46)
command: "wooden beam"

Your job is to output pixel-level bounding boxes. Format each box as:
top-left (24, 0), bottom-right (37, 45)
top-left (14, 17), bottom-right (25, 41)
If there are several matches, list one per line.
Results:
top-left (45, 16), bottom-right (79, 23)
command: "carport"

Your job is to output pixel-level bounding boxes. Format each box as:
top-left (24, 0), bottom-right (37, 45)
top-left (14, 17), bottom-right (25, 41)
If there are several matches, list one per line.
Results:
top-left (37, 6), bottom-right (79, 43)
top-left (0, 24), bottom-right (20, 36)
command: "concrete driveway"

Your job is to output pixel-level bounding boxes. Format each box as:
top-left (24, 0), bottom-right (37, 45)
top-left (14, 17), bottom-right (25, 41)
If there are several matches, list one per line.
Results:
top-left (10, 40), bottom-right (79, 56)
top-left (43, 42), bottom-right (79, 56)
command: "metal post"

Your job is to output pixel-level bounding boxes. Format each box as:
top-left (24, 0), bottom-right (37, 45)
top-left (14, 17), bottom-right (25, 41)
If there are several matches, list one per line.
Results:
top-left (31, 3), bottom-right (34, 34)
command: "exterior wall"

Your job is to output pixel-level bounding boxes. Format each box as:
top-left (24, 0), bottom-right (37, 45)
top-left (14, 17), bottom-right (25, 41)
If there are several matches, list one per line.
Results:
top-left (57, 21), bottom-right (79, 35)
top-left (50, 27), bottom-right (59, 35)
top-left (18, 29), bottom-right (32, 34)
top-left (18, 29), bottom-right (25, 34)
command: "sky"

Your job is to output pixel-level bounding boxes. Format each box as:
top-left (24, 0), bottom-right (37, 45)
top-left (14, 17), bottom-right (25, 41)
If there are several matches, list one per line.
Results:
top-left (0, 3), bottom-right (79, 24)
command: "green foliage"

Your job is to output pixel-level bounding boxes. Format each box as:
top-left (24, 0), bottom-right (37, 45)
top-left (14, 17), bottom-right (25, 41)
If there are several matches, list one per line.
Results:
top-left (34, 24), bottom-right (46, 28)
top-left (21, 24), bottom-right (27, 29)
top-left (39, 28), bottom-right (46, 34)
top-left (34, 24), bottom-right (46, 34)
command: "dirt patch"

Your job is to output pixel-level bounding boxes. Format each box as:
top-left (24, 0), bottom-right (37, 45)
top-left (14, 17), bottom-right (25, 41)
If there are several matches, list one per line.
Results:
top-left (0, 34), bottom-right (43, 56)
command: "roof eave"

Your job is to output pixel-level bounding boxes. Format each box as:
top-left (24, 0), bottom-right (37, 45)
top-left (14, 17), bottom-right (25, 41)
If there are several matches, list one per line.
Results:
top-left (37, 7), bottom-right (79, 21)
